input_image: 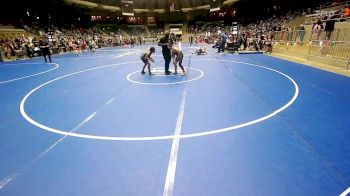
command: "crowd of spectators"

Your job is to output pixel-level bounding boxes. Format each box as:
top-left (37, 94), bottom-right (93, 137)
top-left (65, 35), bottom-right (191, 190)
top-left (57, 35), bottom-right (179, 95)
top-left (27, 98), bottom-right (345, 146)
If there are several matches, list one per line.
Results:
top-left (1, 26), bottom-right (108, 61)
top-left (186, 10), bottom-right (304, 53)
top-left (1, 1), bottom-right (349, 60)
top-left (187, 1), bottom-right (350, 53)
top-left (102, 26), bottom-right (164, 45)
top-left (0, 25), bottom-right (165, 61)
top-left (0, 36), bottom-right (37, 60)
top-left (307, 2), bottom-right (350, 41)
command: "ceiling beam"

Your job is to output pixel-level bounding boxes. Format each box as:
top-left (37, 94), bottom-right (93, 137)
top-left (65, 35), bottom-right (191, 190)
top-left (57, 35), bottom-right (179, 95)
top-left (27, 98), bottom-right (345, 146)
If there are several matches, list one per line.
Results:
top-left (64, 0), bottom-right (237, 13)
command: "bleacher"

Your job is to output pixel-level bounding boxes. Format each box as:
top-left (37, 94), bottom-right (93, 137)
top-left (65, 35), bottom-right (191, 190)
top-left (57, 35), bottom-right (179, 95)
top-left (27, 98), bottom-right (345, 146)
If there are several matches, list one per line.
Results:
top-left (305, 1), bottom-right (350, 24)
top-left (0, 26), bottom-right (25, 39)
top-left (316, 1), bottom-right (350, 11)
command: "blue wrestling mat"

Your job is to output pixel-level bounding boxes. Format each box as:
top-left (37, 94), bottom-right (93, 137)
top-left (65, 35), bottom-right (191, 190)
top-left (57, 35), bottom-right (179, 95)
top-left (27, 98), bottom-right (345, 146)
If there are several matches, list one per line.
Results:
top-left (0, 44), bottom-right (349, 196)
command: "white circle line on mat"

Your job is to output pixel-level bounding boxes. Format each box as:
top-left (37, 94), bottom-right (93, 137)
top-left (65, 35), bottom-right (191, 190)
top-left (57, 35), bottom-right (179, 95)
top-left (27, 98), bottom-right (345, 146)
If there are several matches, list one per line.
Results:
top-left (0, 63), bottom-right (59, 84)
top-left (20, 59), bottom-right (299, 141)
top-left (127, 67), bottom-right (204, 85)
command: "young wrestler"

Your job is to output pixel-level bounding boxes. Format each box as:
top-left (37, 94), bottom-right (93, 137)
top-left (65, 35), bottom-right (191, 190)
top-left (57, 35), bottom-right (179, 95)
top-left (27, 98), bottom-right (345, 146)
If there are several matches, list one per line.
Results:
top-left (170, 44), bottom-right (186, 75)
top-left (195, 47), bottom-right (208, 55)
top-left (140, 47), bottom-right (155, 74)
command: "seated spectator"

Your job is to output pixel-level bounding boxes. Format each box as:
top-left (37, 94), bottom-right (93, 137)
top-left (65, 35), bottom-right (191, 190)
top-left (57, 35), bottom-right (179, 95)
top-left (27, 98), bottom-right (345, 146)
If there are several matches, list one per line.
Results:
top-left (344, 6), bottom-right (350, 17)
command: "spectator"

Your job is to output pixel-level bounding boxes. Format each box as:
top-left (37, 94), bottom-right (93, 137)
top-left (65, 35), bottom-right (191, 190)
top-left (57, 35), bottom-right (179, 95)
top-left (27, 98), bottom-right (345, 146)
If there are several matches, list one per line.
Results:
top-left (25, 42), bottom-right (34, 58)
top-left (189, 35), bottom-right (193, 45)
top-left (265, 36), bottom-right (273, 53)
top-left (344, 6), bottom-right (350, 17)
top-left (39, 40), bottom-right (52, 63)
top-left (325, 12), bottom-right (339, 40)
top-left (299, 24), bottom-right (306, 44)
top-left (218, 31), bottom-right (227, 53)
top-left (312, 19), bottom-right (323, 40)
top-left (241, 34), bottom-right (248, 50)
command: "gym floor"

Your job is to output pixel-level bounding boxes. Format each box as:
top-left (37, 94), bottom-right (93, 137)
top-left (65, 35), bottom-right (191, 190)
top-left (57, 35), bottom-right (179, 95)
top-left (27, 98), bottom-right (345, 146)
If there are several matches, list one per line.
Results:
top-left (0, 44), bottom-right (349, 196)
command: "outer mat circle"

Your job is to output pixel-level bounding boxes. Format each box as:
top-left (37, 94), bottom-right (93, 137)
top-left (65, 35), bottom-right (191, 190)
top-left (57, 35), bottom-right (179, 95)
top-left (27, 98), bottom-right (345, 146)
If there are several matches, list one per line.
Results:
top-left (0, 63), bottom-right (59, 84)
top-left (20, 59), bottom-right (299, 141)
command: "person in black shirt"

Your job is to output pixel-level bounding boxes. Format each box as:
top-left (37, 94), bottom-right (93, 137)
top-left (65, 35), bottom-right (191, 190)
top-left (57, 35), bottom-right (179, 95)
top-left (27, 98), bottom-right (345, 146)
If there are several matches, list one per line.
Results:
top-left (189, 35), bottom-right (193, 45)
top-left (299, 24), bottom-right (306, 44)
top-left (158, 33), bottom-right (175, 75)
top-left (131, 36), bottom-right (135, 47)
top-left (240, 34), bottom-right (248, 50)
top-left (39, 40), bottom-right (52, 63)
top-left (325, 12), bottom-right (339, 40)
top-left (218, 32), bottom-right (227, 53)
